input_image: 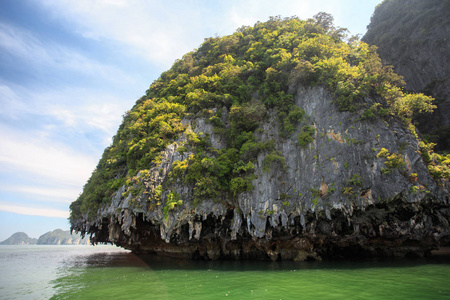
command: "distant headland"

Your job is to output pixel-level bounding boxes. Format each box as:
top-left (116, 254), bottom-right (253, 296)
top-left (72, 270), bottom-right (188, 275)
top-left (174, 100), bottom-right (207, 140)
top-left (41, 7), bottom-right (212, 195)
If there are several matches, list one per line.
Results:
top-left (0, 229), bottom-right (90, 245)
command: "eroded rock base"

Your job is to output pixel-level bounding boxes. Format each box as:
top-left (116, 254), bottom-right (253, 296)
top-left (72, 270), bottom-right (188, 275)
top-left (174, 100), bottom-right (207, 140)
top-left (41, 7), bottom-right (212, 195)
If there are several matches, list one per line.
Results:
top-left (86, 197), bottom-right (449, 261)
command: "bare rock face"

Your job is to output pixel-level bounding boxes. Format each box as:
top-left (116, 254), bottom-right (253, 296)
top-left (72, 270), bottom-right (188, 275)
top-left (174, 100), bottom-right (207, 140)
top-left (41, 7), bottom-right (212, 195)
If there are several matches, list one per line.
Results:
top-left (363, 0), bottom-right (450, 149)
top-left (71, 86), bottom-right (450, 260)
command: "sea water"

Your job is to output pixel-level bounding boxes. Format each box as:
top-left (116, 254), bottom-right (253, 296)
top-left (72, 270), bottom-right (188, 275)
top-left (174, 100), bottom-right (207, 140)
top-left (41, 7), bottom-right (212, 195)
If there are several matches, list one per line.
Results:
top-left (0, 245), bottom-right (449, 299)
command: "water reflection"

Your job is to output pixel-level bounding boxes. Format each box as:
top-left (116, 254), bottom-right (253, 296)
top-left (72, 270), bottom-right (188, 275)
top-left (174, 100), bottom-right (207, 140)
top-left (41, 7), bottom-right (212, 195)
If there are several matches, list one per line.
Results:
top-left (51, 247), bottom-right (170, 300)
top-left (61, 247), bottom-right (450, 272)
top-left (136, 251), bottom-right (450, 272)
top-left (69, 251), bottom-right (145, 268)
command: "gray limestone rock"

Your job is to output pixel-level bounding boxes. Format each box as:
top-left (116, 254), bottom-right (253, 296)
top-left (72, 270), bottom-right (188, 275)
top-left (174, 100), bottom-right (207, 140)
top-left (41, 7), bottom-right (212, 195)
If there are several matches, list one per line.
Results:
top-left (71, 85), bottom-right (449, 260)
top-left (363, 0), bottom-right (450, 148)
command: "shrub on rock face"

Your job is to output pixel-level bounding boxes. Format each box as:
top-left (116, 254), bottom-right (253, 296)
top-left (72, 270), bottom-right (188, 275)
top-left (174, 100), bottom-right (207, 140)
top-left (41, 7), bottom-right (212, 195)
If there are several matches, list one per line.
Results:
top-left (297, 125), bottom-right (315, 148)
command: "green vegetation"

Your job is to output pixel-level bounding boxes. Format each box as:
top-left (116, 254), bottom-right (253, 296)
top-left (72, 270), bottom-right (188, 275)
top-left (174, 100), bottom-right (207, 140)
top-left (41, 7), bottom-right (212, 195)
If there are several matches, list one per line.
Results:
top-left (342, 174), bottom-right (363, 200)
top-left (347, 174), bottom-right (363, 186)
top-left (262, 151), bottom-right (286, 172)
top-left (70, 13), bottom-right (440, 222)
top-left (154, 185), bottom-right (163, 205)
top-left (409, 185), bottom-right (420, 194)
top-left (297, 125), bottom-right (316, 148)
top-left (377, 148), bottom-right (406, 174)
top-left (419, 142), bottom-right (450, 184)
top-left (163, 191), bottom-right (183, 219)
top-left (342, 187), bottom-right (356, 198)
top-left (308, 187), bottom-right (321, 206)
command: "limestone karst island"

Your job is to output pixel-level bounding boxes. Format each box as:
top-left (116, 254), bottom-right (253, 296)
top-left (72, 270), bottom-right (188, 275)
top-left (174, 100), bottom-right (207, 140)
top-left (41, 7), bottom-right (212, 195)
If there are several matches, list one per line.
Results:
top-left (69, 4), bottom-right (450, 261)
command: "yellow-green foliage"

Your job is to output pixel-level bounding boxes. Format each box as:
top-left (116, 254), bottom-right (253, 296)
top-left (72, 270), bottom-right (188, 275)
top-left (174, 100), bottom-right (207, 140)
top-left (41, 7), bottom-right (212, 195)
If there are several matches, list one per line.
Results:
top-left (70, 14), bottom-right (436, 222)
top-left (380, 84), bottom-right (436, 120)
top-left (154, 185), bottom-right (163, 204)
top-left (419, 142), bottom-right (450, 183)
top-left (163, 191), bottom-right (183, 219)
top-left (170, 159), bottom-right (189, 178)
top-left (377, 148), bottom-right (406, 174)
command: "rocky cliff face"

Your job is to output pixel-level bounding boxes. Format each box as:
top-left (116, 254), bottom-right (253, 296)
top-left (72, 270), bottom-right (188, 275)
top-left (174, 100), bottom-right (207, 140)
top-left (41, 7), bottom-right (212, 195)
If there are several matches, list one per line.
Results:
top-left (72, 85), bottom-right (449, 260)
top-left (363, 0), bottom-right (450, 150)
top-left (70, 16), bottom-right (450, 260)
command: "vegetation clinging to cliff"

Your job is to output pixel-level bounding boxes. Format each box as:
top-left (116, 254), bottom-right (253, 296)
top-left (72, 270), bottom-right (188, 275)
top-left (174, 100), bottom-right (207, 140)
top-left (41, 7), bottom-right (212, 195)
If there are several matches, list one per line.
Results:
top-left (70, 14), bottom-right (442, 222)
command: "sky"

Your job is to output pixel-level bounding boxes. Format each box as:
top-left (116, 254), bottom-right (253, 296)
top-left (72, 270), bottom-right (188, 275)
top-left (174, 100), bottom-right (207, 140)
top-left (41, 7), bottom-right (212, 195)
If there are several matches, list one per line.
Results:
top-left (0, 0), bottom-right (382, 241)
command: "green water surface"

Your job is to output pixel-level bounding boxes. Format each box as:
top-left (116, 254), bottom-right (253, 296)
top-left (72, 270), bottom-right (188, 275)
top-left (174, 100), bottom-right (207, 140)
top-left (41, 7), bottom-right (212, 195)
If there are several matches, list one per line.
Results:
top-left (51, 253), bottom-right (450, 300)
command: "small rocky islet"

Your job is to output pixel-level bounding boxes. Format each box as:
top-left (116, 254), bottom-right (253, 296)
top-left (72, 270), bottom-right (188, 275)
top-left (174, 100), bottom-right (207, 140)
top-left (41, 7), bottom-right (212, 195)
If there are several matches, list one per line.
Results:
top-left (69, 2), bottom-right (450, 261)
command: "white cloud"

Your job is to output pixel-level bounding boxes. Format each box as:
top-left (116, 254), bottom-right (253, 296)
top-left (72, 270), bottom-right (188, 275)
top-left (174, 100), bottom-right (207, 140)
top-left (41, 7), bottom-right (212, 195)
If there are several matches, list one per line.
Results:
top-left (0, 84), bottom-right (26, 119)
top-left (0, 84), bottom-right (130, 213)
top-left (36, 0), bottom-right (346, 71)
top-left (45, 99), bottom-right (126, 135)
top-left (0, 22), bottom-right (49, 63)
top-left (1, 82), bottom-right (130, 139)
top-left (0, 203), bottom-right (69, 218)
top-left (224, 0), bottom-right (313, 29)
top-left (39, 0), bottom-right (213, 67)
top-left (34, 0), bottom-right (379, 71)
top-left (0, 22), bottom-right (135, 87)
top-left (82, 102), bottom-right (125, 134)
top-left (0, 185), bottom-right (79, 204)
top-left (0, 126), bottom-right (97, 187)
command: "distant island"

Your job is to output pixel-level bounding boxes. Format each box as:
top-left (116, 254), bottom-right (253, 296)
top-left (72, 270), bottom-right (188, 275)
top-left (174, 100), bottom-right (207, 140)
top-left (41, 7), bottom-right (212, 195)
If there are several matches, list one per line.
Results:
top-left (0, 229), bottom-right (90, 245)
top-left (0, 232), bottom-right (38, 245)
